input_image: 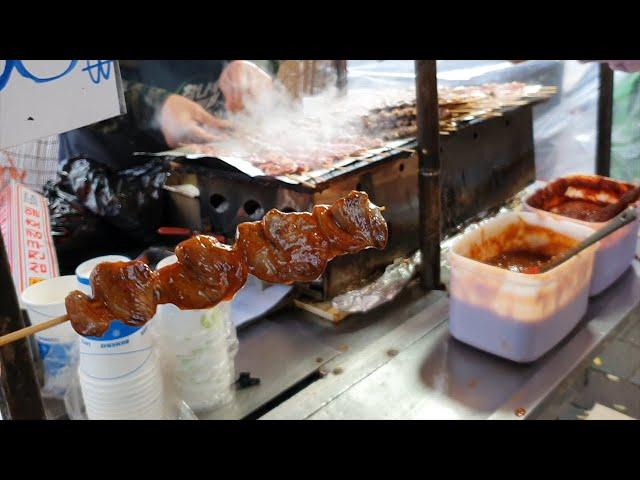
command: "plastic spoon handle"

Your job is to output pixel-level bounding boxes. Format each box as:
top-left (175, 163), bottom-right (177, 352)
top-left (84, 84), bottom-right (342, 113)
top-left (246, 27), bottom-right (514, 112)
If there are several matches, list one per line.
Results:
top-left (539, 207), bottom-right (638, 273)
top-left (593, 185), bottom-right (640, 221)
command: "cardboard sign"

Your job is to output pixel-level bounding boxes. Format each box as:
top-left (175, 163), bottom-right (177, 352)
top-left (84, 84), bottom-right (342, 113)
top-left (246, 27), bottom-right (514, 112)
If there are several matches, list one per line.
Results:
top-left (0, 60), bottom-right (125, 149)
top-left (0, 183), bottom-right (59, 295)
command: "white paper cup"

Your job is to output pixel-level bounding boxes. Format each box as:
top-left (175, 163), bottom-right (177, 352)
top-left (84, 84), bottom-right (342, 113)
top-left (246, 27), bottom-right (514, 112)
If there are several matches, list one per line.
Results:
top-left (155, 254), bottom-right (178, 270)
top-left (85, 394), bottom-right (164, 420)
top-left (81, 387), bottom-right (162, 412)
top-left (79, 350), bottom-right (165, 420)
top-left (79, 367), bottom-right (160, 399)
top-left (80, 382), bottom-right (162, 409)
top-left (79, 322), bottom-right (154, 380)
top-left (21, 275), bottom-right (80, 397)
top-left (75, 255), bottom-right (131, 295)
top-left (74, 254), bottom-right (156, 381)
top-left (83, 384), bottom-right (163, 411)
top-left (21, 275), bottom-right (79, 340)
top-left (78, 354), bottom-right (158, 389)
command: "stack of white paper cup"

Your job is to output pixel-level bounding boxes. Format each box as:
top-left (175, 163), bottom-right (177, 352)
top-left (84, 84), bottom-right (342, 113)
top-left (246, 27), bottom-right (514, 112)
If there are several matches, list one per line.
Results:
top-left (154, 255), bottom-right (237, 412)
top-left (75, 255), bottom-right (165, 420)
top-left (78, 322), bottom-right (164, 420)
top-left (75, 255), bottom-right (131, 295)
top-left (21, 276), bottom-right (80, 398)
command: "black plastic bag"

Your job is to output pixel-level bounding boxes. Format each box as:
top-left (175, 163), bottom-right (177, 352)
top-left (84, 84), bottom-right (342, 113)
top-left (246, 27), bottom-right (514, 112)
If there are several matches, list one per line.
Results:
top-left (44, 178), bottom-right (108, 254)
top-left (45, 156), bottom-right (171, 254)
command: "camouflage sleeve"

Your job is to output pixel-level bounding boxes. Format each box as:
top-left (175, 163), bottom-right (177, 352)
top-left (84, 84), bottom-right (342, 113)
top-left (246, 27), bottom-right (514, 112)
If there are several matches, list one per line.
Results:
top-left (84, 80), bottom-right (172, 145)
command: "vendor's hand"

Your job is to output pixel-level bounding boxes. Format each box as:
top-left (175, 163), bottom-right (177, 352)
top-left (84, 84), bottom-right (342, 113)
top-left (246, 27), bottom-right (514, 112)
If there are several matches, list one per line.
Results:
top-left (219, 60), bottom-right (273, 113)
top-left (160, 94), bottom-right (231, 148)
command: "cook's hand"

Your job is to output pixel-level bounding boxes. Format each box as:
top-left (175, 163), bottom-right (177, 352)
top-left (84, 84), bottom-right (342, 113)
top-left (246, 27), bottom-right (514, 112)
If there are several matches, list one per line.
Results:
top-left (219, 60), bottom-right (273, 113)
top-left (160, 94), bottom-right (231, 148)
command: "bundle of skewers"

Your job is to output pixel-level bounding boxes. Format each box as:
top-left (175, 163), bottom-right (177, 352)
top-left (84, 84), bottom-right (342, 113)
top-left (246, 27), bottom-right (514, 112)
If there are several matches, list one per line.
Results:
top-left (181, 133), bottom-right (386, 177)
top-left (0, 191), bottom-right (387, 346)
top-left (361, 82), bottom-right (557, 138)
top-left (175, 82), bottom-right (555, 178)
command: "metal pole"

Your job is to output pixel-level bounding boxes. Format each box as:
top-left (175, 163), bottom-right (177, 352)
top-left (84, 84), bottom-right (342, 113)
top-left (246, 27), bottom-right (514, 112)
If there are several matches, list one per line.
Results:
top-left (0, 230), bottom-right (46, 419)
top-left (596, 63), bottom-right (614, 177)
top-left (335, 60), bottom-right (347, 95)
top-left (415, 60), bottom-right (442, 291)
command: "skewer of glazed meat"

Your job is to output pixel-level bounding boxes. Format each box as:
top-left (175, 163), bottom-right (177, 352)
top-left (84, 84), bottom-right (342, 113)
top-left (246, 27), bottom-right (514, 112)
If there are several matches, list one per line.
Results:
top-left (61, 191), bottom-right (387, 338)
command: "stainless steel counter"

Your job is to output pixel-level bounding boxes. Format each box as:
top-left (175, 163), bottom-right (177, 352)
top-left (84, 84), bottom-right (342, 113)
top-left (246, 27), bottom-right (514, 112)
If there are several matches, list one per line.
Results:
top-left (262, 259), bottom-right (640, 420)
top-left (198, 231), bottom-right (640, 420)
top-left (201, 285), bottom-right (446, 419)
top-left (198, 258), bottom-right (640, 419)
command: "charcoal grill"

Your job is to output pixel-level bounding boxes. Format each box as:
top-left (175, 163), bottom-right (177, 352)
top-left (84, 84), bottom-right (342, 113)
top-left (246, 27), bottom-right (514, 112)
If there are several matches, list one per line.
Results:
top-left (159, 97), bottom-right (541, 300)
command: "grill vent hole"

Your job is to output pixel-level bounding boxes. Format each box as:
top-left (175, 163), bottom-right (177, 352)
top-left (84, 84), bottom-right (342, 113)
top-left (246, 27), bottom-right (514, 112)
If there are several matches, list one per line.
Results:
top-left (209, 193), bottom-right (228, 213)
top-left (243, 199), bottom-right (263, 217)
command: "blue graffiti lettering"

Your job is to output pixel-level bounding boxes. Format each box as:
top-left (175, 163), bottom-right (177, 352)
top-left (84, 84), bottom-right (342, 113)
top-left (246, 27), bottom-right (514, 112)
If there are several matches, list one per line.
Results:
top-left (0, 60), bottom-right (113, 92)
top-left (82, 60), bottom-right (112, 84)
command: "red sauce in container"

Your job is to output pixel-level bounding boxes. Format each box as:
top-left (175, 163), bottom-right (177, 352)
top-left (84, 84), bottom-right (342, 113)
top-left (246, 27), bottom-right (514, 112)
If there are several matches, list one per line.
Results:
top-left (468, 220), bottom-right (578, 275)
top-left (526, 175), bottom-right (635, 222)
top-left (483, 250), bottom-right (552, 274)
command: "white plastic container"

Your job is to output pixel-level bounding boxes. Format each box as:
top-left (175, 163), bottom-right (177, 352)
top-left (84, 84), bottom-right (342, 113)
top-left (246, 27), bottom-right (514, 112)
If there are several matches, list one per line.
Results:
top-left (448, 211), bottom-right (598, 363)
top-left (524, 174), bottom-right (640, 296)
top-left (154, 255), bottom-right (237, 412)
top-left (20, 275), bottom-right (80, 398)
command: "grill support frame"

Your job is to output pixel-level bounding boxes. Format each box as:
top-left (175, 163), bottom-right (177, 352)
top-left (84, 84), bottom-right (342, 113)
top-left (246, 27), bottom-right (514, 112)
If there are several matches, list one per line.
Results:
top-left (415, 60), bottom-right (442, 291)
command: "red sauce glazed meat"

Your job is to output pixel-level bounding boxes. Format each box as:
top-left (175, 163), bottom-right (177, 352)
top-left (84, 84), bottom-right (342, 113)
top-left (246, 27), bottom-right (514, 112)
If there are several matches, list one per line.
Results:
top-left (64, 191), bottom-right (388, 337)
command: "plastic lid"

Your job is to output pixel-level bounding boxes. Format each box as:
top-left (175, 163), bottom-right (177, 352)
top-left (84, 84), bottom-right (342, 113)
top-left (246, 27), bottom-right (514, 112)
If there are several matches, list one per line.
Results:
top-left (75, 255), bottom-right (131, 285)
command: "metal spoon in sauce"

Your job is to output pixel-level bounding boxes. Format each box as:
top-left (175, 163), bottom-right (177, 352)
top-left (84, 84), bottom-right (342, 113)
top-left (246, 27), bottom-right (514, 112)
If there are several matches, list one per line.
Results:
top-left (533, 207), bottom-right (638, 274)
